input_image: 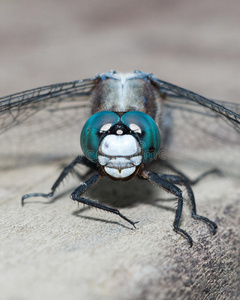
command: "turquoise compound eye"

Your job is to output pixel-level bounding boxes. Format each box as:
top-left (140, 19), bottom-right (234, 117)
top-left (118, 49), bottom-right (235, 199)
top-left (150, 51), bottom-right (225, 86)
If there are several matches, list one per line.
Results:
top-left (80, 111), bottom-right (120, 162)
top-left (121, 111), bottom-right (161, 162)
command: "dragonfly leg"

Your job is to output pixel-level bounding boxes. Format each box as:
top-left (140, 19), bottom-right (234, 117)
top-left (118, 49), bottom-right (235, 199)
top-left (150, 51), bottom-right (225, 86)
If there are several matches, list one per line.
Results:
top-left (157, 173), bottom-right (217, 235)
top-left (22, 155), bottom-right (97, 206)
top-left (189, 168), bottom-right (222, 185)
top-left (163, 161), bottom-right (222, 185)
top-left (142, 170), bottom-right (193, 247)
top-left (71, 173), bottom-right (138, 228)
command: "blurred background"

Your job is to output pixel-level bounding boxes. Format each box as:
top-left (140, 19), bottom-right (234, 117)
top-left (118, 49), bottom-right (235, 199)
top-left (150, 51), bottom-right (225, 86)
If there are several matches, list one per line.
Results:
top-left (1, 0), bottom-right (240, 101)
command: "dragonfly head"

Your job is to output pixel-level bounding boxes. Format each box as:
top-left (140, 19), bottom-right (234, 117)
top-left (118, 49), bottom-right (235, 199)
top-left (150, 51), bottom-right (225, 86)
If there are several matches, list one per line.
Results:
top-left (80, 111), bottom-right (161, 180)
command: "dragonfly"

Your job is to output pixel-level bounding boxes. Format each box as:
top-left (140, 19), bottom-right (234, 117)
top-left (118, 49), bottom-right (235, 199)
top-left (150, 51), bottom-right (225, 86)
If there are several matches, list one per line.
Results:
top-left (0, 70), bottom-right (240, 247)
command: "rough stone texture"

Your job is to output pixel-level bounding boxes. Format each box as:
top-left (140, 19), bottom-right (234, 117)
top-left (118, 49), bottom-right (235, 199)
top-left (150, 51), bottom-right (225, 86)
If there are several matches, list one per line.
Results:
top-left (0, 1), bottom-right (240, 300)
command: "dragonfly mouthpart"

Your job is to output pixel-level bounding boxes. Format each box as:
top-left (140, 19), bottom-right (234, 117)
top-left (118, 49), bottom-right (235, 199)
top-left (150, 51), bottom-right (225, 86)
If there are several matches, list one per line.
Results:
top-left (98, 134), bottom-right (142, 179)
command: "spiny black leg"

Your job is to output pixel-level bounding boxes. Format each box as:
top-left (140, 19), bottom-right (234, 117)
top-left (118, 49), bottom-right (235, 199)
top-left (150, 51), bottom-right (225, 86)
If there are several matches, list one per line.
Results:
top-left (71, 173), bottom-right (138, 228)
top-left (163, 161), bottom-right (222, 185)
top-left (143, 171), bottom-right (193, 246)
top-left (159, 174), bottom-right (217, 235)
top-left (191, 213), bottom-right (217, 234)
top-left (173, 196), bottom-right (193, 247)
top-left (22, 155), bottom-right (97, 206)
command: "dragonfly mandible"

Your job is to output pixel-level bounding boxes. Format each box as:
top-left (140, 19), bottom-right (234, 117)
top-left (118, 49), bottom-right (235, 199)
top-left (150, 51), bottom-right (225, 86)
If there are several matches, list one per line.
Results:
top-left (1, 70), bottom-right (240, 246)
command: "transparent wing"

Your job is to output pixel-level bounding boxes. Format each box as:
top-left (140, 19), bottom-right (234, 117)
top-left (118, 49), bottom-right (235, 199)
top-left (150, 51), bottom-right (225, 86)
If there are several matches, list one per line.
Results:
top-left (1, 73), bottom-right (240, 175)
top-left (164, 97), bottom-right (240, 143)
top-left (0, 76), bottom-right (99, 134)
top-left (150, 76), bottom-right (240, 176)
top-left (0, 76), bottom-right (100, 169)
top-left (151, 76), bottom-right (240, 130)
